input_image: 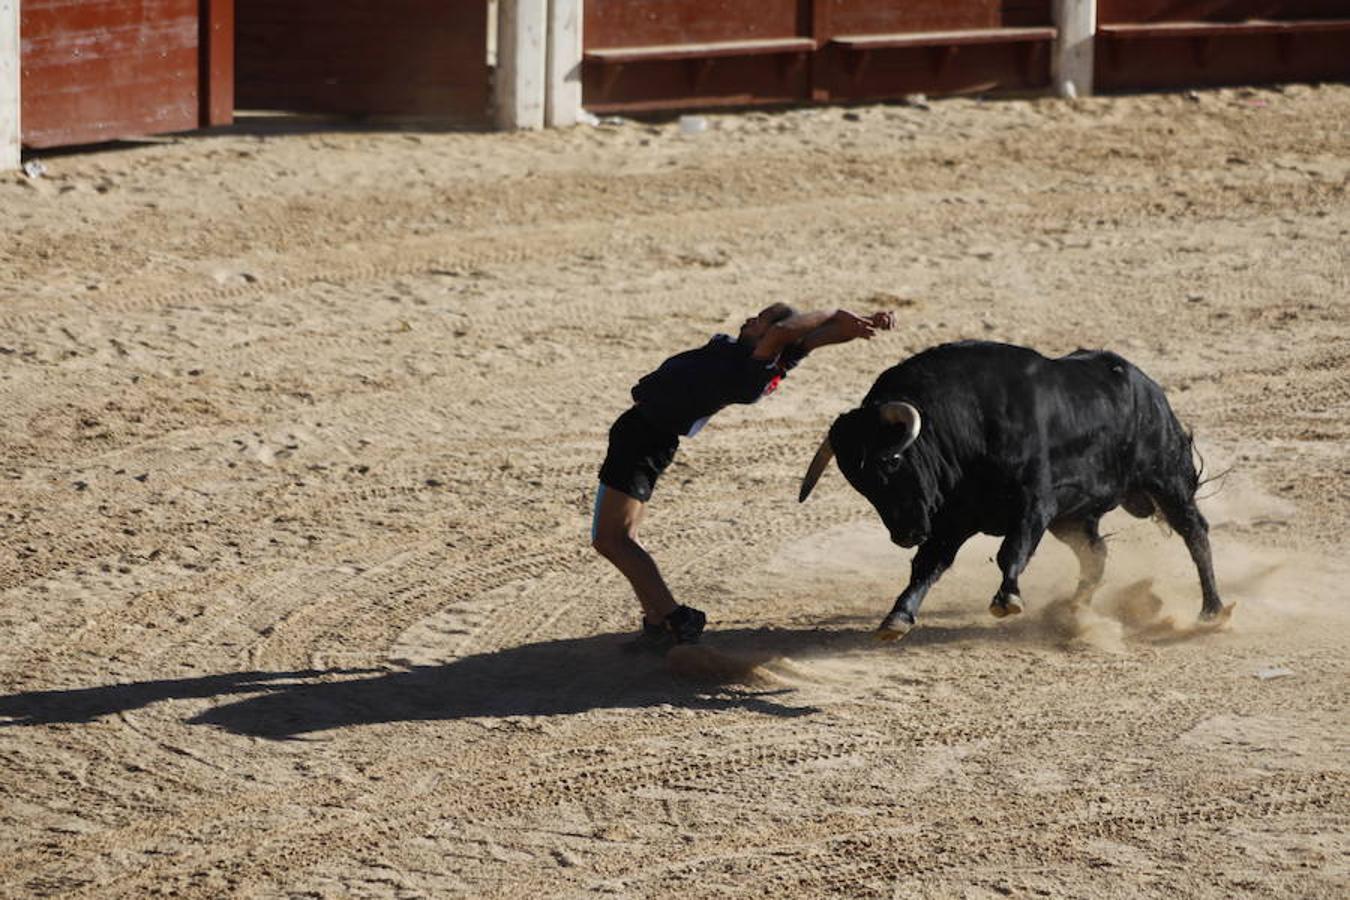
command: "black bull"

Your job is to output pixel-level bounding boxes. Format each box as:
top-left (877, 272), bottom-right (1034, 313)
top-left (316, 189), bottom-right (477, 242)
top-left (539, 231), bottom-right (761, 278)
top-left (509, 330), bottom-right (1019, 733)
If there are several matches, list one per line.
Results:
top-left (798, 341), bottom-right (1231, 639)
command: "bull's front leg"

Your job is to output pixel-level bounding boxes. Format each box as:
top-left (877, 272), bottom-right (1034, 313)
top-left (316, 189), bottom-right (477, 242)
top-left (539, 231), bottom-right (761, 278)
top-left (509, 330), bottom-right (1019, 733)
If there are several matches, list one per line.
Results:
top-left (878, 531), bottom-right (969, 641)
top-left (990, 498), bottom-right (1053, 618)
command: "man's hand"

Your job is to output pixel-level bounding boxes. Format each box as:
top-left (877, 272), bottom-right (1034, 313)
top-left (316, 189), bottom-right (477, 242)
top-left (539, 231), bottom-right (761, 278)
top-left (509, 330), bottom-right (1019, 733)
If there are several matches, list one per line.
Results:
top-left (796, 308), bottom-right (897, 352)
top-left (834, 310), bottom-right (879, 341)
top-left (831, 309), bottom-right (896, 341)
top-left (869, 311), bottom-right (896, 331)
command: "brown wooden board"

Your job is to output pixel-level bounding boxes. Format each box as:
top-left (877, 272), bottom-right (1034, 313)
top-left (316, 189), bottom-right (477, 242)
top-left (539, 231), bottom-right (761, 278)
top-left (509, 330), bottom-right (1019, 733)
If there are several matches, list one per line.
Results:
top-left (1096, 1), bottom-right (1350, 90)
top-left (1001, 1), bottom-right (1056, 28)
top-left (1098, 2), bottom-right (1349, 24)
top-left (1096, 28), bottom-right (1350, 89)
top-left (817, 38), bottom-right (1053, 100)
top-left (828, 1), bottom-right (1052, 31)
top-left (586, 38), bottom-right (818, 64)
top-left (583, 53), bottom-right (814, 113)
top-left (234, 0), bottom-right (489, 122)
top-left (201, 0), bottom-right (234, 127)
top-left (829, 0), bottom-right (1004, 34)
top-left (21, 0), bottom-right (210, 149)
top-left (584, 0), bottom-right (807, 49)
top-left (584, 0), bottom-right (1347, 114)
top-left (583, 0), bottom-right (1057, 113)
top-left (832, 27), bottom-right (1057, 49)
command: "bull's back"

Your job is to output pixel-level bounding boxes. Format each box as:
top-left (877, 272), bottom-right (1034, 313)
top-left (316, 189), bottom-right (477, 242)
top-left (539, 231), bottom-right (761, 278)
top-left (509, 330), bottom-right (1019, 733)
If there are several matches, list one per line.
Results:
top-left (864, 341), bottom-right (1046, 410)
top-left (865, 341), bottom-right (1111, 439)
top-left (866, 341), bottom-right (1191, 488)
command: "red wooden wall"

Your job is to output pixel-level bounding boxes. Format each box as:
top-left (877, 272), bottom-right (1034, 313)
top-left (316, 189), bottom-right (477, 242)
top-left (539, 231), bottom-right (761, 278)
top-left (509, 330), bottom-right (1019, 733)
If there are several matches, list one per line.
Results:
top-left (583, 0), bottom-right (1058, 113)
top-left (819, 0), bottom-right (1056, 104)
top-left (17, 1), bottom-right (1345, 148)
top-left (585, 0), bottom-right (805, 45)
top-left (1098, 1), bottom-right (1348, 22)
top-left (829, 0), bottom-right (980, 32)
top-left (583, 0), bottom-right (1347, 112)
top-left (234, 0), bottom-right (490, 122)
top-left (21, 0), bottom-right (233, 149)
top-left (1096, 0), bottom-right (1350, 90)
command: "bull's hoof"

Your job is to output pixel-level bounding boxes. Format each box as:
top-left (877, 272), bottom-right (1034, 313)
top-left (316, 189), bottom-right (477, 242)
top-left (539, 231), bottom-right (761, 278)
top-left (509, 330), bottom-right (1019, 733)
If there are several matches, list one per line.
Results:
top-left (989, 593), bottom-right (1024, 619)
top-left (875, 615), bottom-right (914, 642)
top-left (1198, 602), bottom-right (1236, 627)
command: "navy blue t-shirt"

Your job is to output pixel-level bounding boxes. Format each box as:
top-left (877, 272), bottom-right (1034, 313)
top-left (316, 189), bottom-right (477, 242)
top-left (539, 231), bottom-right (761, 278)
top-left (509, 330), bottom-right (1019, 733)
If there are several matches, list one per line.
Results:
top-left (631, 334), bottom-right (808, 436)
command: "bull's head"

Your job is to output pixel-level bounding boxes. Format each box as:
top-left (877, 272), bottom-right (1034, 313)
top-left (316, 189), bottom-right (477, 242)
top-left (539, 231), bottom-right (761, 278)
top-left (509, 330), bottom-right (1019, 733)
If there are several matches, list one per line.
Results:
top-left (799, 401), bottom-right (930, 547)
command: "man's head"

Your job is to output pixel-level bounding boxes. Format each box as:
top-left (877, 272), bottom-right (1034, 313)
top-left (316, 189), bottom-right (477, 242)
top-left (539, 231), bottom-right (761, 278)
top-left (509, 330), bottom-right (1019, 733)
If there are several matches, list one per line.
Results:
top-left (737, 303), bottom-right (796, 345)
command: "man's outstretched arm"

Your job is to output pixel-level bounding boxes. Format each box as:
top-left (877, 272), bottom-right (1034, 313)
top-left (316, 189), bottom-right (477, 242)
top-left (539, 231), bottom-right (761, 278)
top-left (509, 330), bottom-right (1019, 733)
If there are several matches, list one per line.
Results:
top-left (752, 308), bottom-right (895, 360)
top-left (749, 309), bottom-right (836, 361)
top-left (797, 309), bottom-right (895, 353)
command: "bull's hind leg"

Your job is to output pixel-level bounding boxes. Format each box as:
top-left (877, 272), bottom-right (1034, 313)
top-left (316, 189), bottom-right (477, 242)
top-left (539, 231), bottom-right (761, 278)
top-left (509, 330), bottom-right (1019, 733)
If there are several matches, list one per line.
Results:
top-left (1153, 492), bottom-right (1228, 620)
top-left (1049, 517), bottom-right (1107, 606)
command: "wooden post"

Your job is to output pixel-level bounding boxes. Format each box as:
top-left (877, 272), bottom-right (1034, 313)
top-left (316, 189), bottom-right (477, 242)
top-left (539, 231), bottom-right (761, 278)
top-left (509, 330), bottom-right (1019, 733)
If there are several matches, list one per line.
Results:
top-left (496, 0), bottom-right (547, 129)
top-left (1053, 0), bottom-right (1096, 97)
top-left (808, 0), bottom-right (833, 102)
top-left (200, 0), bottom-right (235, 127)
top-left (1, 0), bottom-right (18, 170)
top-left (545, 0), bottom-right (581, 126)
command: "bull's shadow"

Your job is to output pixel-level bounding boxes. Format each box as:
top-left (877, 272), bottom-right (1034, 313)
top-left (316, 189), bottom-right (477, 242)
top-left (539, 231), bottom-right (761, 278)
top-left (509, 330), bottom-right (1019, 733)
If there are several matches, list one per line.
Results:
top-left (0, 626), bottom-right (903, 740)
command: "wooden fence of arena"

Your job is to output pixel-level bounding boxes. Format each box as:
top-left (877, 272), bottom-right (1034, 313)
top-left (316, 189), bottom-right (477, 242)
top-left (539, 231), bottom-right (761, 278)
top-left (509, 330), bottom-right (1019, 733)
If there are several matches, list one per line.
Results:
top-left (4, 0), bottom-right (1348, 167)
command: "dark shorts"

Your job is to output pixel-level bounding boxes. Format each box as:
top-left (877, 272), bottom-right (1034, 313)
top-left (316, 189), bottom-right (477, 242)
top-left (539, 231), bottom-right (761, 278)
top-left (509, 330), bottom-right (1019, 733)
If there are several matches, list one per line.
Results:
top-left (598, 406), bottom-right (679, 503)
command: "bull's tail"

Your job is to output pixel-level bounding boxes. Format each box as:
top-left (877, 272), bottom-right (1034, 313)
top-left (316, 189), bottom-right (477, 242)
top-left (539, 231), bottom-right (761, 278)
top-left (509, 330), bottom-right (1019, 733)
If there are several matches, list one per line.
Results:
top-left (1191, 432), bottom-right (1232, 502)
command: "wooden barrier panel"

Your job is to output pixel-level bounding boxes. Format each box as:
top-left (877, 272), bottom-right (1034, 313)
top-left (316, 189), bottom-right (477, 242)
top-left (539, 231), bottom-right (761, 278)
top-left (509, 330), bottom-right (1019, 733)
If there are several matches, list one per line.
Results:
top-left (584, 0), bottom-right (804, 48)
top-left (582, 0), bottom-right (1059, 112)
top-left (816, 31), bottom-right (1056, 102)
top-left (202, 0), bottom-right (234, 127)
top-left (1095, 0), bottom-right (1350, 89)
top-left (235, 0), bottom-right (490, 122)
top-left (1005, 0), bottom-right (1059, 27)
top-left (828, 0), bottom-right (1003, 33)
top-left (1098, 1), bottom-right (1347, 23)
top-left (20, 0), bottom-right (229, 149)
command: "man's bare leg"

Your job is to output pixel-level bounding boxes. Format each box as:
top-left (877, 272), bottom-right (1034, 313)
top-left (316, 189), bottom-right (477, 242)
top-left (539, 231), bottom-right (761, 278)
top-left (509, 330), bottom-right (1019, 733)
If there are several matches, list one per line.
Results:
top-left (591, 485), bottom-right (677, 625)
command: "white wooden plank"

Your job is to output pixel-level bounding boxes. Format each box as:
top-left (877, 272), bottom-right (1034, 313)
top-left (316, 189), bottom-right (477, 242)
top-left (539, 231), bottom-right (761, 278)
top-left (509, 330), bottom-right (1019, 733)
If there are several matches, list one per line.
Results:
top-left (0, 0), bottom-right (19, 170)
top-left (545, 0), bottom-right (581, 127)
top-left (496, 0), bottom-right (547, 130)
top-left (834, 28), bottom-right (1056, 50)
top-left (587, 37), bottom-right (817, 62)
top-left (1054, 0), bottom-right (1097, 98)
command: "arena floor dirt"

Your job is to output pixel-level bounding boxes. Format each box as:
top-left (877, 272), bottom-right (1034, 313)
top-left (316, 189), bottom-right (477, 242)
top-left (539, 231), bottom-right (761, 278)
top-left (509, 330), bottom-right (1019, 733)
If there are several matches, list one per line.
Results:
top-left (1, 84), bottom-right (1347, 898)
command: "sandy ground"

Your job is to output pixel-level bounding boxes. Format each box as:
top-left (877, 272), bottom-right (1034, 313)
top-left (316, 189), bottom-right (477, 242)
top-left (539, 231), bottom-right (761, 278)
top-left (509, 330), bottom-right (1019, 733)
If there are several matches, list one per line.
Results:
top-left (1, 83), bottom-right (1347, 898)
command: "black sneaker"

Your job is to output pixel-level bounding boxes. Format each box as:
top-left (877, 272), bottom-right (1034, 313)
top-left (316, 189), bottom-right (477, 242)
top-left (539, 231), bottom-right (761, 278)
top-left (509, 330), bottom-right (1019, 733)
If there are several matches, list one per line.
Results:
top-left (623, 617), bottom-right (674, 655)
top-left (623, 605), bottom-right (707, 654)
top-left (664, 604), bottom-right (707, 645)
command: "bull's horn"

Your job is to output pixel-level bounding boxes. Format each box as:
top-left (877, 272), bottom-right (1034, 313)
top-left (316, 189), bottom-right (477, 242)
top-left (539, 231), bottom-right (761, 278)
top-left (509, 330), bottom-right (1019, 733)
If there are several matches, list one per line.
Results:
top-left (798, 436), bottom-right (834, 503)
top-left (878, 401), bottom-right (922, 450)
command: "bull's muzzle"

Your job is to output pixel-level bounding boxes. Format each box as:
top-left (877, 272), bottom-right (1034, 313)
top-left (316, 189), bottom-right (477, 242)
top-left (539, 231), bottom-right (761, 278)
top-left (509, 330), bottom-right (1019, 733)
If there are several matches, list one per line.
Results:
top-left (890, 529), bottom-right (927, 548)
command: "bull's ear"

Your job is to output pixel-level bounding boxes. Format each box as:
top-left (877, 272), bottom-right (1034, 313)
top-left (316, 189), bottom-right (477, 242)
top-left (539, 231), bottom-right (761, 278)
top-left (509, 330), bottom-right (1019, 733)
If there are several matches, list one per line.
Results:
top-left (877, 401), bottom-right (922, 451)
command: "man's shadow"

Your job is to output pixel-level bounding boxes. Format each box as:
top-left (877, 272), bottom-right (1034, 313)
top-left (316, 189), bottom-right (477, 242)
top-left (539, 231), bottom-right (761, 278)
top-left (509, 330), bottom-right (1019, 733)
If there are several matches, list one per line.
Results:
top-left (0, 620), bottom-right (1019, 740)
top-left (0, 625), bottom-right (941, 740)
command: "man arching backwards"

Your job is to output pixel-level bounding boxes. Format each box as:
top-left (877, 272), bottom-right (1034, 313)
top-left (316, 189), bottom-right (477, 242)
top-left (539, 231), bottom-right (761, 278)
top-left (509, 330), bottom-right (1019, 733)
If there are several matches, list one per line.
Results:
top-left (592, 303), bottom-right (896, 651)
